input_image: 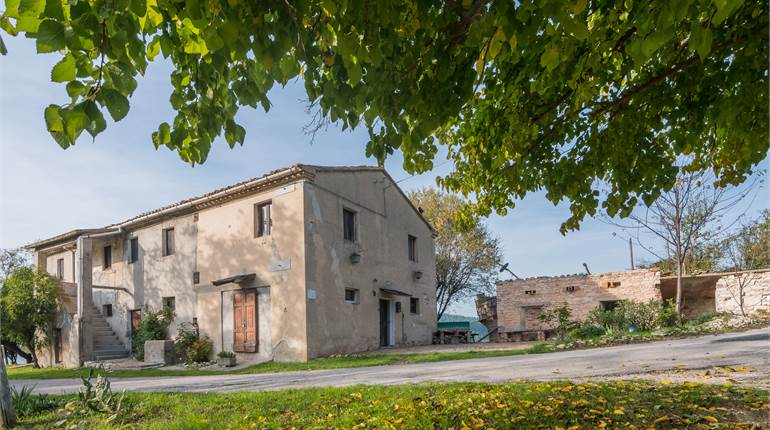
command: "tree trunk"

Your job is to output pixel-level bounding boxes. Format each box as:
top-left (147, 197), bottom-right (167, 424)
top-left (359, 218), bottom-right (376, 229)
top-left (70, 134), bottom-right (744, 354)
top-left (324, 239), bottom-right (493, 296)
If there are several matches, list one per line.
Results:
top-left (0, 346), bottom-right (17, 428)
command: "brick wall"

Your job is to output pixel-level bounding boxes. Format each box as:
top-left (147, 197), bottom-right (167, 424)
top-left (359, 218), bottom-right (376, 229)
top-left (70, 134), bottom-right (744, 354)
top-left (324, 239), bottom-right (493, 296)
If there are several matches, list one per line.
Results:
top-left (496, 269), bottom-right (661, 332)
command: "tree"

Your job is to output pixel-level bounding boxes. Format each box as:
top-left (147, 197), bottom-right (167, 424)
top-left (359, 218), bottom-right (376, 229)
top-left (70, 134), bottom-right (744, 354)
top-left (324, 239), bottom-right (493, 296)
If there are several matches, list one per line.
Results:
top-left (0, 248), bottom-right (30, 282)
top-left (718, 210), bottom-right (770, 315)
top-left (608, 165), bottom-right (760, 313)
top-left (0, 1), bottom-right (766, 229)
top-left (0, 267), bottom-right (60, 367)
top-left (409, 188), bottom-right (502, 320)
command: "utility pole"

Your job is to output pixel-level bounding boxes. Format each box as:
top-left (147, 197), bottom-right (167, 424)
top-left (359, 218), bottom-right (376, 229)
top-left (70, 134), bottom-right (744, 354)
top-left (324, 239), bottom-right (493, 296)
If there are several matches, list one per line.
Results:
top-left (629, 237), bottom-right (635, 270)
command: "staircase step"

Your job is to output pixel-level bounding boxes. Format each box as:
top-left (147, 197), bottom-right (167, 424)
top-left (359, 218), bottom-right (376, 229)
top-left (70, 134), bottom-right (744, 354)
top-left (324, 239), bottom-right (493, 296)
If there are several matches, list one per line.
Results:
top-left (94, 352), bottom-right (130, 360)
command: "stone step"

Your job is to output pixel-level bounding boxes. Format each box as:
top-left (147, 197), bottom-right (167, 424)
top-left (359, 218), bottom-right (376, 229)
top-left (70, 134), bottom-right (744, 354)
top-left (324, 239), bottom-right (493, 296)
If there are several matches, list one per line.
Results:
top-left (94, 351), bottom-right (130, 361)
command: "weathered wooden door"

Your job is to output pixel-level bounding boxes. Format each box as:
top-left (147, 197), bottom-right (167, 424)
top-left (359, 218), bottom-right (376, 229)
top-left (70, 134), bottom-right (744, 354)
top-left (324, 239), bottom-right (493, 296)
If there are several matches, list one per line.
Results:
top-left (233, 290), bottom-right (258, 352)
top-left (379, 299), bottom-right (390, 347)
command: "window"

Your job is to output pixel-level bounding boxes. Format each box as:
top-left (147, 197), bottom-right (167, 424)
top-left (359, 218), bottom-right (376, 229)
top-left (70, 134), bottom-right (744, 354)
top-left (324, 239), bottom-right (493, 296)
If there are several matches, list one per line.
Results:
top-left (102, 304), bottom-right (113, 317)
top-left (129, 237), bottom-right (139, 263)
top-left (56, 258), bottom-right (64, 279)
top-left (565, 285), bottom-right (577, 292)
top-left (103, 245), bottom-right (112, 269)
top-left (605, 281), bottom-right (621, 289)
top-left (163, 228), bottom-right (175, 256)
top-left (410, 297), bottom-right (420, 314)
top-left (524, 290), bottom-right (536, 295)
top-left (162, 296), bottom-right (176, 311)
top-left (343, 208), bottom-right (357, 242)
top-left (255, 201), bottom-right (272, 237)
top-left (344, 288), bottom-right (359, 304)
top-left (408, 235), bottom-right (418, 262)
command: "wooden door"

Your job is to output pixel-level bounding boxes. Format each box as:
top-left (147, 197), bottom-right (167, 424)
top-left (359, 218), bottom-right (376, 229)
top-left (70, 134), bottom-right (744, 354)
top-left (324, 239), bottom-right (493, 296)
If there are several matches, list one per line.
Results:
top-left (379, 299), bottom-right (389, 347)
top-left (233, 290), bottom-right (258, 352)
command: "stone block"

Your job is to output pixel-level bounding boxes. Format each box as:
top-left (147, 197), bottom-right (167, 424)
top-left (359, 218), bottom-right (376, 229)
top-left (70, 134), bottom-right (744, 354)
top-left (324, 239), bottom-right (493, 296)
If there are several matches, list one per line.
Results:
top-left (144, 340), bottom-right (175, 365)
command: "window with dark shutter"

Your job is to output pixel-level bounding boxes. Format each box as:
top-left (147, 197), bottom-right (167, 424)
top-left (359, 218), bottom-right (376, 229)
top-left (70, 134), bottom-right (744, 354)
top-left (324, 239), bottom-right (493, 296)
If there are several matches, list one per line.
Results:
top-left (410, 298), bottom-right (419, 314)
top-left (343, 208), bottom-right (357, 242)
top-left (56, 258), bottom-right (64, 279)
top-left (408, 235), bottom-right (418, 262)
top-left (255, 202), bottom-right (272, 237)
top-left (130, 237), bottom-right (139, 263)
top-left (344, 288), bottom-right (359, 303)
top-left (163, 228), bottom-right (175, 256)
top-left (103, 245), bottom-right (112, 269)
top-left (162, 296), bottom-right (176, 311)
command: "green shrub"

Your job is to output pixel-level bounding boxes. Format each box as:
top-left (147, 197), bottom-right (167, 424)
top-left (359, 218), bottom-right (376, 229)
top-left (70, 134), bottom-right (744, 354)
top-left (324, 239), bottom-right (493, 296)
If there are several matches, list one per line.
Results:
top-left (174, 322), bottom-right (199, 363)
top-left (567, 325), bottom-right (606, 340)
top-left (588, 300), bottom-right (678, 332)
top-left (131, 306), bottom-right (174, 360)
top-left (537, 302), bottom-right (578, 340)
top-left (10, 385), bottom-right (60, 417)
top-left (217, 350), bottom-right (236, 358)
top-left (189, 336), bottom-right (213, 363)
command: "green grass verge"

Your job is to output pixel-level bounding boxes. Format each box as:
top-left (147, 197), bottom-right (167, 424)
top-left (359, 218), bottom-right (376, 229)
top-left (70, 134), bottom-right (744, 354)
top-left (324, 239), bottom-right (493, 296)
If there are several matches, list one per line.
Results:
top-left (7, 346), bottom-right (544, 380)
top-left (19, 381), bottom-right (770, 429)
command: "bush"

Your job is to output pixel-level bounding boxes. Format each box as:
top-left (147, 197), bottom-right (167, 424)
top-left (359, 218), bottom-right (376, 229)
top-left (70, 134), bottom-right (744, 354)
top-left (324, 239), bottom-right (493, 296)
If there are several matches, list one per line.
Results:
top-left (538, 302), bottom-right (578, 340)
top-left (588, 300), bottom-right (675, 332)
top-left (11, 385), bottom-right (61, 418)
top-left (567, 325), bottom-right (606, 340)
top-left (217, 350), bottom-right (236, 358)
top-left (188, 336), bottom-right (213, 363)
top-left (174, 322), bottom-right (199, 363)
top-left (132, 306), bottom-right (174, 360)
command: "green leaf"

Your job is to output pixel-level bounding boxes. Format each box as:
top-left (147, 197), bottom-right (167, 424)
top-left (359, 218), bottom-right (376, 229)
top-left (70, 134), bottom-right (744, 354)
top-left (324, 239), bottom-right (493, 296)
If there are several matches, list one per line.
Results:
top-left (152, 122), bottom-right (171, 149)
top-left (488, 27), bottom-right (506, 59)
top-left (146, 36), bottom-right (161, 60)
top-left (97, 88), bottom-right (130, 121)
top-left (61, 106), bottom-right (89, 144)
top-left (0, 33), bottom-right (6, 55)
top-left (224, 120), bottom-right (245, 147)
top-left (18, 0), bottom-right (45, 16)
top-left (83, 101), bottom-right (106, 138)
top-left (66, 80), bottom-right (86, 98)
top-left (44, 104), bottom-right (64, 133)
top-left (51, 53), bottom-right (76, 82)
top-left (540, 45), bottom-right (561, 71)
top-left (35, 19), bottom-right (65, 53)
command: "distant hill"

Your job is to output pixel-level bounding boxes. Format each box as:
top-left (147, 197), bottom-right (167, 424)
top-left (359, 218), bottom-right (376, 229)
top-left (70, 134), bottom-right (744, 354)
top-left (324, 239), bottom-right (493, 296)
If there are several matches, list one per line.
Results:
top-left (439, 314), bottom-right (489, 342)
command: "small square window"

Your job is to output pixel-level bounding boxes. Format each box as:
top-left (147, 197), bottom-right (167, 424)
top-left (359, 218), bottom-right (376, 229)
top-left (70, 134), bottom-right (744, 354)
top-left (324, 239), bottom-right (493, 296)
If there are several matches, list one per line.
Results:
top-left (163, 228), bottom-right (175, 256)
top-left (162, 296), bottom-right (176, 311)
top-left (255, 201), bottom-right (272, 237)
top-left (565, 286), bottom-right (576, 292)
top-left (410, 297), bottom-right (420, 314)
top-left (343, 208), bottom-right (357, 242)
top-left (408, 235), bottom-right (418, 262)
top-left (344, 288), bottom-right (359, 304)
top-left (129, 237), bottom-right (139, 263)
top-left (103, 245), bottom-right (112, 269)
top-left (102, 304), bottom-right (113, 317)
top-left (524, 290), bottom-right (536, 295)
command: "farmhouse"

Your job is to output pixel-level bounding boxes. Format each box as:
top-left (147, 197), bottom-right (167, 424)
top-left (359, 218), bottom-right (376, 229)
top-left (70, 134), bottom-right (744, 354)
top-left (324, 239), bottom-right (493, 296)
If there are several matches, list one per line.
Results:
top-left (27, 165), bottom-right (437, 368)
top-left (478, 268), bottom-right (770, 341)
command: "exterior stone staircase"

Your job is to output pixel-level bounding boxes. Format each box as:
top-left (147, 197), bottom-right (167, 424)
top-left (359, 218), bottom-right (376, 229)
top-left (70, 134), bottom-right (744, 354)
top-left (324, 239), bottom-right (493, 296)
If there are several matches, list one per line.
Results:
top-left (91, 306), bottom-right (130, 360)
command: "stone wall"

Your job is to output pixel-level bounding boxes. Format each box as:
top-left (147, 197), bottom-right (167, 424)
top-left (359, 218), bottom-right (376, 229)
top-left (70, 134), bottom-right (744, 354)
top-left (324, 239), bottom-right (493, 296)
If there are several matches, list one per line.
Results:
top-left (715, 269), bottom-right (770, 316)
top-left (496, 269), bottom-right (661, 334)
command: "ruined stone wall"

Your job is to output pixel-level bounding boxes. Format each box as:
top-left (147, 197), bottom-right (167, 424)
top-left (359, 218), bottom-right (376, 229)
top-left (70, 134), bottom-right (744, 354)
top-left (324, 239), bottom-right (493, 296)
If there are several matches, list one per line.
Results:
top-left (715, 269), bottom-right (770, 316)
top-left (496, 269), bottom-right (661, 333)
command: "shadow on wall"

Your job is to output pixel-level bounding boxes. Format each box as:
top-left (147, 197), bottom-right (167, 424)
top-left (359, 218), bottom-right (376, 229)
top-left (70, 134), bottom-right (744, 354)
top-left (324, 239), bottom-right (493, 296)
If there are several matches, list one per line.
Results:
top-left (194, 195), bottom-right (306, 362)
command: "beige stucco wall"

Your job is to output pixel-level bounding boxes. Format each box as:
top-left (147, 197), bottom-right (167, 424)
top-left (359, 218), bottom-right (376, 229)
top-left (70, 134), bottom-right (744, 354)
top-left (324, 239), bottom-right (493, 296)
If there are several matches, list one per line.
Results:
top-left (303, 170), bottom-right (437, 358)
top-left (195, 181), bottom-right (308, 362)
top-left (496, 269), bottom-right (661, 332)
top-left (715, 270), bottom-right (770, 316)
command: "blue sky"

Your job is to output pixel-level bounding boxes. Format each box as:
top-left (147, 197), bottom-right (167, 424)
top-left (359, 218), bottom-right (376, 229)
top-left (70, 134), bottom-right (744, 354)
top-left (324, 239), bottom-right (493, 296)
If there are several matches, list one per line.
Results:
top-left (1, 35), bottom-right (767, 316)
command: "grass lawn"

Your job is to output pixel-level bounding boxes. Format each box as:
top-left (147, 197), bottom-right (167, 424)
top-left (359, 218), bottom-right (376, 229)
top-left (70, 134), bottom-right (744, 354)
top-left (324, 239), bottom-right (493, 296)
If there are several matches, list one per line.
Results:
top-left (19, 381), bottom-right (769, 429)
top-left (7, 345), bottom-right (547, 380)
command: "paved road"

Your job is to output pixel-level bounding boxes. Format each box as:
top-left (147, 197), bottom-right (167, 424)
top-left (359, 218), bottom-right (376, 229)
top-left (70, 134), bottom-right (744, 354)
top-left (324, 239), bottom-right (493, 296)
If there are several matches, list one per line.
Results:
top-left (13, 327), bottom-right (769, 395)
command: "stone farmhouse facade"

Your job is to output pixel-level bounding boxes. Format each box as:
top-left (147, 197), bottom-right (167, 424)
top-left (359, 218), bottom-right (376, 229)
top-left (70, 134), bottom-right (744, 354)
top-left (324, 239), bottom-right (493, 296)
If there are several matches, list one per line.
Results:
top-left (27, 165), bottom-right (437, 368)
top-left (478, 268), bottom-right (770, 341)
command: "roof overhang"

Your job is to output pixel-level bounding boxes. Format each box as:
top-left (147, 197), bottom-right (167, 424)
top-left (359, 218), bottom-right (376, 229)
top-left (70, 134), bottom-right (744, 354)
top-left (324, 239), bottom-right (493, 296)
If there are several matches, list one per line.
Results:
top-left (380, 287), bottom-right (412, 297)
top-left (212, 273), bottom-right (257, 286)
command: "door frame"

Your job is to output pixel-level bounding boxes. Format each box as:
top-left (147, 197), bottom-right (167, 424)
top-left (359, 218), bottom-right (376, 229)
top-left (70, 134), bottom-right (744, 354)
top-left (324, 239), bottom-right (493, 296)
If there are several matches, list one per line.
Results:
top-left (379, 299), bottom-right (395, 347)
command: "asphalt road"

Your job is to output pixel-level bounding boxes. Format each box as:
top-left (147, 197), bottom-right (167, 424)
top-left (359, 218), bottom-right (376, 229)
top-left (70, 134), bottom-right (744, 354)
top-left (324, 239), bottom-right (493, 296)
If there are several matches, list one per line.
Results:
top-left (12, 327), bottom-right (769, 395)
